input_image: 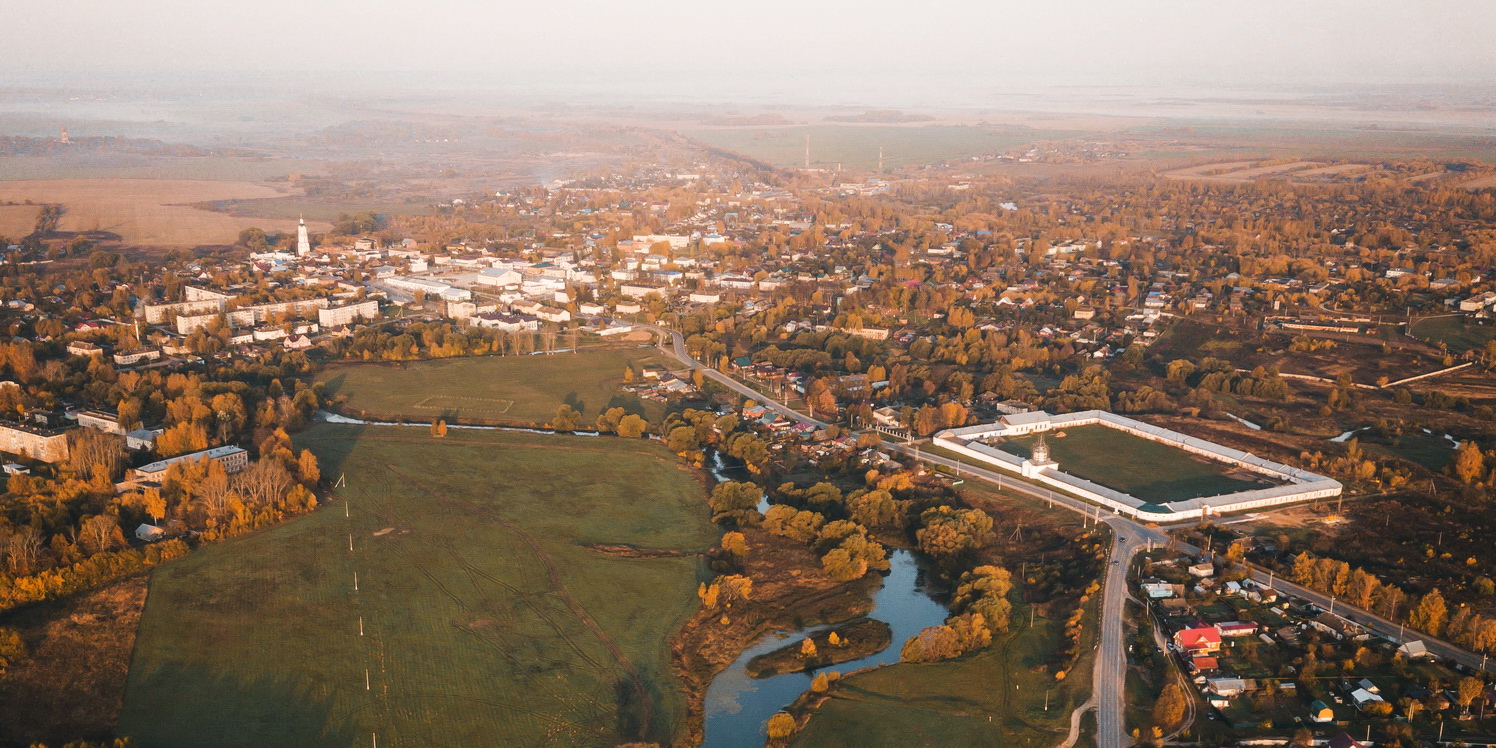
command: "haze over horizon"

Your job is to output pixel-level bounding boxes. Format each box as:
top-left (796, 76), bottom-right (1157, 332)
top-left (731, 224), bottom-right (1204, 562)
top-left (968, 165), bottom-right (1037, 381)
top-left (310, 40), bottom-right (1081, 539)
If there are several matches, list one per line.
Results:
top-left (9, 0), bottom-right (1496, 95)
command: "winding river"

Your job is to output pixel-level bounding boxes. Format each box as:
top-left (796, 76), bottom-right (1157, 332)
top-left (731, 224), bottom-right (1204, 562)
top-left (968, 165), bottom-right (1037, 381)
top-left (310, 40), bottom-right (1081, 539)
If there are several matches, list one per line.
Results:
top-left (703, 453), bottom-right (952, 747)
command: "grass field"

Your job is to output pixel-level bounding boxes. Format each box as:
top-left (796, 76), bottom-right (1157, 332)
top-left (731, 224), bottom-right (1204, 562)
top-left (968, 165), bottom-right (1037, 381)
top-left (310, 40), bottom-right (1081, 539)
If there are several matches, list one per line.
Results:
top-left (0, 179), bottom-right (328, 246)
top-left (1411, 315), bottom-right (1496, 354)
top-left (119, 424), bottom-right (718, 747)
top-left (316, 348), bottom-right (667, 425)
top-left (998, 425), bottom-right (1278, 503)
top-left (792, 595), bottom-right (1092, 747)
top-left (686, 125), bottom-right (1076, 170)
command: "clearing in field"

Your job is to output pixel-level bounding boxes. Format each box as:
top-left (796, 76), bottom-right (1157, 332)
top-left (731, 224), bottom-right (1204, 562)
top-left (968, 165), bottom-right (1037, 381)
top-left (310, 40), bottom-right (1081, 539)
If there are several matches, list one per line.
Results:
top-left (119, 424), bottom-right (718, 747)
top-left (997, 425), bottom-right (1277, 504)
top-left (316, 348), bottom-right (666, 425)
top-left (0, 179), bottom-right (327, 246)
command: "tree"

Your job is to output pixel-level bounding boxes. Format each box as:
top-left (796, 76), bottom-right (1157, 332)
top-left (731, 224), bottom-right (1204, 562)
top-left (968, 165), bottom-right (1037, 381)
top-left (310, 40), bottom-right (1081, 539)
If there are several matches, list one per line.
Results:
top-left (551, 404), bottom-right (580, 431)
top-left (1152, 682), bottom-right (1187, 729)
top-left (297, 449), bottom-right (321, 486)
top-left (1456, 676), bottom-right (1483, 714)
top-left (666, 426), bottom-right (698, 454)
top-left (79, 514), bottom-right (123, 555)
top-left (721, 531), bottom-right (748, 557)
top-left (616, 414), bottom-right (648, 438)
top-left (1454, 441), bottom-right (1485, 485)
top-left (799, 637), bottom-right (818, 658)
top-left (1410, 589), bottom-right (1449, 636)
top-left (708, 481), bottom-right (762, 525)
top-left (156, 421), bottom-right (208, 458)
top-left (235, 459), bottom-right (295, 507)
top-left (142, 487), bottom-right (167, 522)
top-left (430, 419), bottom-right (448, 438)
top-left (68, 428), bottom-right (125, 483)
top-left (766, 712), bottom-right (796, 741)
top-left (0, 627), bottom-right (25, 674)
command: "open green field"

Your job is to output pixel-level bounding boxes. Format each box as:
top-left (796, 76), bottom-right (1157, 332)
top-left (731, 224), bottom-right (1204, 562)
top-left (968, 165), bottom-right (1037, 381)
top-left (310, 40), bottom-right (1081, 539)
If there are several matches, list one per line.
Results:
top-left (1411, 315), bottom-right (1496, 354)
top-left (119, 424), bottom-right (718, 747)
top-left (998, 425), bottom-right (1279, 504)
top-left (792, 595), bottom-right (1092, 747)
top-left (686, 125), bottom-right (1077, 170)
top-left (316, 348), bottom-right (666, 425)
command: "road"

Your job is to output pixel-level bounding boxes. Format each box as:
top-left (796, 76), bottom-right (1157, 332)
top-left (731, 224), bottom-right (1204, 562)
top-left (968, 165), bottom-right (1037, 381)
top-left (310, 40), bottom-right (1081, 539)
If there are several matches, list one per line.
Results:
top-left (640, 323), bottom-right (829, 428)
top-left (640, 320), bottom-right (1493, 746)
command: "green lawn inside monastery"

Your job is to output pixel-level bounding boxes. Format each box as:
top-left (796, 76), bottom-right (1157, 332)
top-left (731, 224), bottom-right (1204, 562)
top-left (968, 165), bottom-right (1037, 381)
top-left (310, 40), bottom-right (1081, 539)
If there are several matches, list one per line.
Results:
top-left (997, 424), bottom-right (1279, 504)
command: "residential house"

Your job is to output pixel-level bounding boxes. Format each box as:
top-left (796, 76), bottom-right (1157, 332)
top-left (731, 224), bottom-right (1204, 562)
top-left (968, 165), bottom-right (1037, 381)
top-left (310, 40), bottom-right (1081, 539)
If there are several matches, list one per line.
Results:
top-left (1174, 626), bottom-right (1222, 654)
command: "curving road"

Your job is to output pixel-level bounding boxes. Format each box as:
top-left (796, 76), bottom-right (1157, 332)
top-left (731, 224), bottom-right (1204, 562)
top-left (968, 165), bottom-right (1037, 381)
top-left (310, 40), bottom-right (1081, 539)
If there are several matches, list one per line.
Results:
top-left (640, 320), bottom-right (1494, 747)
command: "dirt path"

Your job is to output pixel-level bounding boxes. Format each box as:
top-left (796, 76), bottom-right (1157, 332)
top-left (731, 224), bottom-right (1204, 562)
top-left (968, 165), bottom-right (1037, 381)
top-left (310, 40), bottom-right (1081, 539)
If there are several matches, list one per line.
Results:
top-left (1056, 697), bottom-right (1095, 748)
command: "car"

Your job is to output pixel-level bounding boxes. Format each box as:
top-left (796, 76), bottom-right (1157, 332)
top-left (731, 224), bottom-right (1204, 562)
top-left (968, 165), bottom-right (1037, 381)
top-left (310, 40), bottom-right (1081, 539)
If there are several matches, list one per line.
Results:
top-left (1112, 560), bottom-right (1119, 565)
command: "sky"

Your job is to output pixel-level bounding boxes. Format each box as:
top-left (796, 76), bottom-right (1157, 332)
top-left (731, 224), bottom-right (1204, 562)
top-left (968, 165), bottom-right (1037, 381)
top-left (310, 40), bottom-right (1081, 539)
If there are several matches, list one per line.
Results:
top-left (8, 0), bottom-right (1495, 92)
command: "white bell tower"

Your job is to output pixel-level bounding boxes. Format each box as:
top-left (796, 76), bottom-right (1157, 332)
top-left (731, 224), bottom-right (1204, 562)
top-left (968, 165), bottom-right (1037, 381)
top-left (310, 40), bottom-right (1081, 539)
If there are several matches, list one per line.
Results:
top-left (296, 216), bottom-right (311, 256)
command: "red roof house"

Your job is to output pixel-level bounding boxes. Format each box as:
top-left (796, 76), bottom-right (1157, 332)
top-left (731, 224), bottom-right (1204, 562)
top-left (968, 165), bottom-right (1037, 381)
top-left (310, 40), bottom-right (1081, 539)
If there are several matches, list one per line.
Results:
top-left (1174, 626), bottom-right (1223, 654)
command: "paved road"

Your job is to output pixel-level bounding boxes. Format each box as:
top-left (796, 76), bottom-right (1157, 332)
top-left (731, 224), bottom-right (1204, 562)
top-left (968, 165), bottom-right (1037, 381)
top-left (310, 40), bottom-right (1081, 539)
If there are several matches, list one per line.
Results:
top-left (641, 321), bottom-right (1493, 745)
top-left (640, 323), bottom-right (829, 428)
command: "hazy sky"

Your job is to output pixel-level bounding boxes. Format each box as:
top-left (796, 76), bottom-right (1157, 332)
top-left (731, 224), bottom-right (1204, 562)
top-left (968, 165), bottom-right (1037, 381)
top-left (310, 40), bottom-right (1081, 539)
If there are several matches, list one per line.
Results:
top-left (10, 0), bottom-right (1495, 88)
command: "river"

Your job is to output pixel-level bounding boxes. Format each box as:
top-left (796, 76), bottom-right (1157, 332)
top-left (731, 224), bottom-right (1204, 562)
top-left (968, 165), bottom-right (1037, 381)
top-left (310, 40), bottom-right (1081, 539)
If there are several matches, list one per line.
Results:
top-left (702, 452), bottom-right (951, 746)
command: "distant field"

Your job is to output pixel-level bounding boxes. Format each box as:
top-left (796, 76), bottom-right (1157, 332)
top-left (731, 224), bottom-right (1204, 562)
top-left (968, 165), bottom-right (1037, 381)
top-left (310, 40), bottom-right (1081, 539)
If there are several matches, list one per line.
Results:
top-left (793, 595), bottom-right (1089, 747)
top-left (119, 424), bottom-right (718, 747)
top-left (317, 348), bottom-right (667, 425)
top-left (0, 179), bottom-right (329, 246)
top-left (998, 425), bottom-right (1278, 503)
top-left (1411, 315), bottom-right (1496, 354)
top-left (0, 155), bottom-right (318, 182)
top-left (201, 196), bottom-right (433, 223)
top-left (0, 204), bottom-right (38, 238)
top-left (686, 125), bottom-right (1078, 170)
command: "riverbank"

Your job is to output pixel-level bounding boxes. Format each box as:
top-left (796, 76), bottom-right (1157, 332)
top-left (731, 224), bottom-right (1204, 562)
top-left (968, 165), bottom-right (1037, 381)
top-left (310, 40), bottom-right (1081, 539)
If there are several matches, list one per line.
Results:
top-left (745, 619), bottom-right (892, 679)
top-left (670, 527), bottom-right (879, 747)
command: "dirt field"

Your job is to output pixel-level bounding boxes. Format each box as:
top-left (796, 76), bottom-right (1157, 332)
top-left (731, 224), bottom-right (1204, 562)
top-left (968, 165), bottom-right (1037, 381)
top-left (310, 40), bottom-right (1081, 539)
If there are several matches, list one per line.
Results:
top-left (0, 204), bottom-right (39, 239)
top-left (0, 576), bottom-right (148, 746)
top-left (0, 179), bottom-right (328, 246)
top-left (1290, 163), bottom-right (1372, 180)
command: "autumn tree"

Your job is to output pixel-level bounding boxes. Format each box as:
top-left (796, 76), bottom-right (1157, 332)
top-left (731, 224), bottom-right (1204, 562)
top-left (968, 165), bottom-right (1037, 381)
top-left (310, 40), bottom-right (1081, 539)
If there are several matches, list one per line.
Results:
top-left (1409, 589), bottom-right (1448, 636)
top-left (766, 712), bottom-right (796, 741)
top-left (1152, 682), bottom-right (1188, 730)
top-left (0, 628), bottom-right (25, 673)
top-left (1456, 676), bottom-right (1484, 714)
top-left (551, 404), bottom-right (580, 431)
top-left (708, 481), bottom-right (762, 525)
top-left (616, 414), bottom-right (648, 438)
top-left (1453, 441), bottom-right (1485, 485)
